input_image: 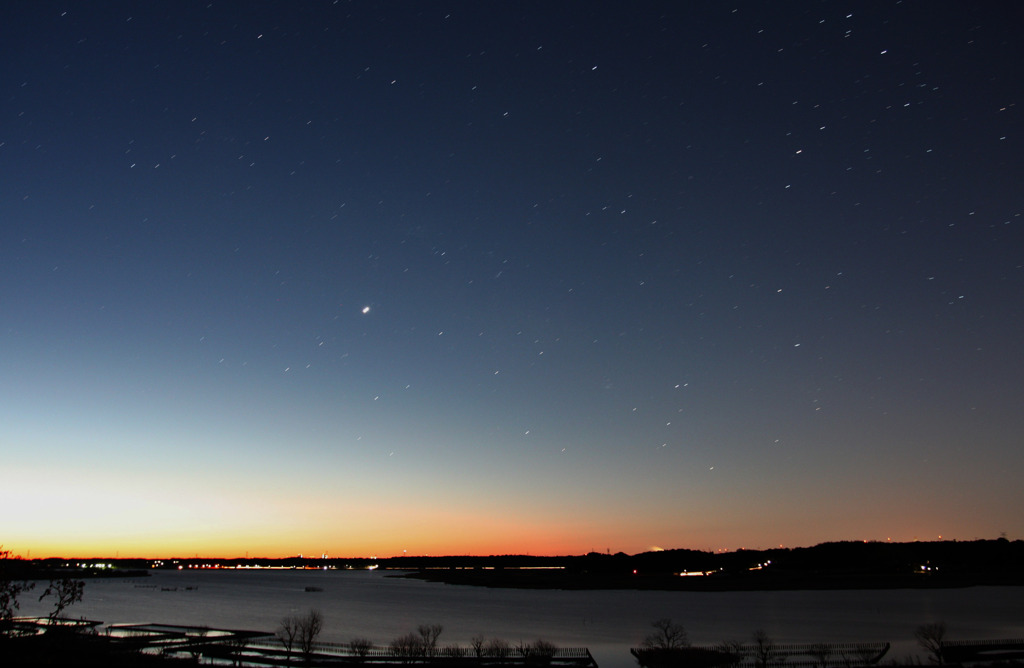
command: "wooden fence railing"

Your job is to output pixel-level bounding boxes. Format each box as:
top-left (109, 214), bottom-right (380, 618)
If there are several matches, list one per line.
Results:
top-left (942, 638), bottom-right (1024, 663)
top-left (633, 642), bottom-right (890, 668)
top-left (247, 638), bottom-right (597, 665)
top-left (101, 627), bottom-right (598, 668)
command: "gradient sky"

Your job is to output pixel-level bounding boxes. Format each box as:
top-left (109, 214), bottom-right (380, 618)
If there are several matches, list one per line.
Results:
top-left (2, 1), bottom-right (1022, 559)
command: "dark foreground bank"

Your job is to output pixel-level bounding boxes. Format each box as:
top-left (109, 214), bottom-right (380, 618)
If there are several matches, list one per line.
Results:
top-left (7, 631), bottom-right (1024, 668)
top-left (1, 632), bottom-right (191, 667)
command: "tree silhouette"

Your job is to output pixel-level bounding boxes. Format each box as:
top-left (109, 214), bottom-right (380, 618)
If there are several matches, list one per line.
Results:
top-left (226, 633), bottom-right (250, 667)
top-left (37, 577), bottom-right (84, 624)
top-left (297, 609), bottom-right (324, 663)
top-left (486, 637), bottom-right (512, 660)
top-left (349, 637), bottom-right (373, 662)
top-left (278, 614), bottom-right (300, 662)
top-left (642, 618), bottom-right (689, 650)
top-left (915, 622), bottom-right (946, 665)
top-left (1, 548), bottom-right (35, 633)
top-left (527, 639), bottom-right (558, 665)
top-left (716, 640), bottom-right (747, 668)
top-left (752, 630), bottom-right (778, 668)
top-left (390, 632), bottom-right (423, 663)
top-left (418, 623), bottom-right (443, 658)
top-left (186, 626), bottom-right (210, 662)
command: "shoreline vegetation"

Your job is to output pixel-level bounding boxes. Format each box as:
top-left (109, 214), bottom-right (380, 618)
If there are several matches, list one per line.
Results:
top-left (1, 618), bottom-right (598, 668)
top-left (393, 538), bottom-right (1024, 592)
top-left (393, 538), bottom-right (1024, 591)
top-left (3, 618), bottom-right (1024, 668)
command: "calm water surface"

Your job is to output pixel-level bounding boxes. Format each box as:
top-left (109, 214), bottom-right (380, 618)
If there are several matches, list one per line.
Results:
top-left (19, 570), bottom-right (1024, 668)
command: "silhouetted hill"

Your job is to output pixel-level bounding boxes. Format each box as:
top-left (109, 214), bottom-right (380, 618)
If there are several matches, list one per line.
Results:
top-left (396, 539), bottom-right (1024, 590)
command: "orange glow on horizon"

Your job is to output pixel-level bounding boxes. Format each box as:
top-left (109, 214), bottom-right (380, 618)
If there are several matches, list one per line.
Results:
top-left (6, 525), bottom-right (970, 561)
top-left (5, 458), bottom-right (970, 560)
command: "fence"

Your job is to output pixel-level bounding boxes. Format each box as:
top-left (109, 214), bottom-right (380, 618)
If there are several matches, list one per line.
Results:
top-left (942, 638), bottom-right (1024, 664)
top-left (98, 626), bottom-right (599, 668)
top-left (247, 637), bottom-right (597, 666)
top-left (633, 642), bottom-right (891, 668)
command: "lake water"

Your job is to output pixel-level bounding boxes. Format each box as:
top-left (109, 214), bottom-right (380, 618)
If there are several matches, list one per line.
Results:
top-left (17, 570), bottom-right (1024, 668)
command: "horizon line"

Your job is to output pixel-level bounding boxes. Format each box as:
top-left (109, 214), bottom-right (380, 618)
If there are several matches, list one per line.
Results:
top-left (10, 535), bottom-right (1016, 562)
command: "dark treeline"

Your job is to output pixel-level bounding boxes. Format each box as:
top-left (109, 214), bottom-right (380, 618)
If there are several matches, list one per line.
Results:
top-left (18, 538), bottom-right (1024, 590)
top-left (396, 538), bottom-right (1024, 590)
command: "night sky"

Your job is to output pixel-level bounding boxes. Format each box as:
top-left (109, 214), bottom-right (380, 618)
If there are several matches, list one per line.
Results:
top-left (3, 1), bottom-right (1022, 559)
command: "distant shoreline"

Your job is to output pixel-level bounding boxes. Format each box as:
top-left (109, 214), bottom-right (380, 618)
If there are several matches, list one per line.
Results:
top-left (13, 539), bottom-right (1024, 592)
top-left (397, 568), bottom-right (1024, 591)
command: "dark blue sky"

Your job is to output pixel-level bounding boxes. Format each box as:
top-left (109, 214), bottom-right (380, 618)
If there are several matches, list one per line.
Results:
top-left (3, 1), bottom-right (1022, 557)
